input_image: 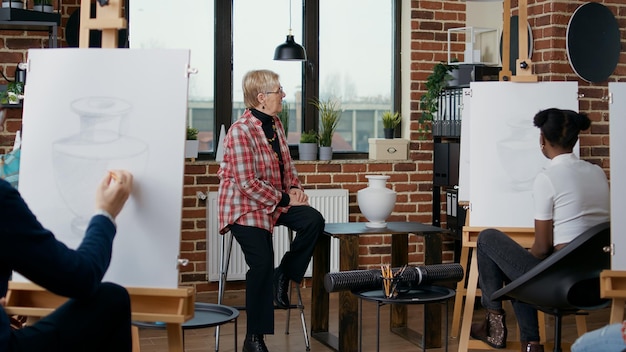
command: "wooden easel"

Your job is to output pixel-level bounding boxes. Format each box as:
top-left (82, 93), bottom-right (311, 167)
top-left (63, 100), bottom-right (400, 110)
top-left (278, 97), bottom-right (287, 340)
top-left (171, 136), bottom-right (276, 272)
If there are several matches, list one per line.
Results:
top-left (79, 0), bottom-right (126, 49)
top-left (499, 0), bottom-right (537, 82)
top-left (5, 282), bottom-right (194, 352)
top-left (5, 3), bottom-right (195, 352)
top-left (454, 223), bottom-right (537, 351)
top-left (452, 211), bottom-right (588, 351)
top-left (600, 270), bottom-right (626, 324)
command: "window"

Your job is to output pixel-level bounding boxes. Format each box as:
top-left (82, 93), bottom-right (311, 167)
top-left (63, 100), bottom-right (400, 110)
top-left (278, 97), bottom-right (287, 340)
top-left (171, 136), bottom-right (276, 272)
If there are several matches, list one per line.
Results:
top-left (233, 0), bottom-right (304, 145)
top-left (318, 0), bottom-right (394, 152)
top-left (129, 0), bottom-right (215, 153)
top-left (130, 0), bottom-right (400, 158)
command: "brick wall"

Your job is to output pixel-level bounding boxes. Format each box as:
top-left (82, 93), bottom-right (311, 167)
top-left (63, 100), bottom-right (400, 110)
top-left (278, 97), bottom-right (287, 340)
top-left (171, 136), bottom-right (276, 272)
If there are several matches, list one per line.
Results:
top-left (0, 0), bottom-right (623, 294)
top-left (182, 160), bottom-right (447, 293)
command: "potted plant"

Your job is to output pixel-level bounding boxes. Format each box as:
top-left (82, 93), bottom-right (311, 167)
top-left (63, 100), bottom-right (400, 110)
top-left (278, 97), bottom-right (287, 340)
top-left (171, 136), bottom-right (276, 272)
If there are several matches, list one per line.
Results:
top-left (298, 129), bottom-right (318, 161)
top-left (2, 0), bottom-right (24, 9)
top-left (185, 126), bottom-right (199, 159)
top-left (311, 98), bottom-right (341, 161)
top-left (1, 81), bottom-right (24, 105)
top-left (33, 0), bottom-right (53, 12)
top-left (419, 61), bottom-right (458, 137)
top-left (381, 111), bottom-right (401, 139)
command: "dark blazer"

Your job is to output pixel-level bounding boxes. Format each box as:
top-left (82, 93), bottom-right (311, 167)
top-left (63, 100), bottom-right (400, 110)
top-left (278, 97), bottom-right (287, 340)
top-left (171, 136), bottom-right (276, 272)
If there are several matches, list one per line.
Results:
top-left (0, 179), bottom-right (116, 350)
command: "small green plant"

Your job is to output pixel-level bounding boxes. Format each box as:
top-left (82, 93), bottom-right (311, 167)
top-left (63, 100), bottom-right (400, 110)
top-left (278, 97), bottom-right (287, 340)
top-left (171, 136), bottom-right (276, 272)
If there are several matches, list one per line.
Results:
top-left (0, 81), bottom-right (24, 104)
top-left (419, 61), bottom-right (458, 136)
top-left (299, 129), bottom-right (319, 144)
top-left (381, 111), bottom-right (401, 129)
top-left (186, 126), bottom-right (199, 140)
top-left (277, 101), bottom-right (289, 136)
top-left (310, 98), bottom-right (341, 147)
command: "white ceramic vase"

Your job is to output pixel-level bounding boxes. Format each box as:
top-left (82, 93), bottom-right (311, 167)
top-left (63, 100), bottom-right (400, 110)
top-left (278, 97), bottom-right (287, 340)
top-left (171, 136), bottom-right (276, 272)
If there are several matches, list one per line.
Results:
top-left (357, 175), bottom-right (396, 228)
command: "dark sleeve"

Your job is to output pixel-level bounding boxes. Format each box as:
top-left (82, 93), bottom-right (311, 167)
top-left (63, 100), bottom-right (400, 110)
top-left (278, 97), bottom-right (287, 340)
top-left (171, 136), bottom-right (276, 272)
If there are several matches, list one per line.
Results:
top-left (0, 180), bottom-right (115, 299)
top-left (278, 192), bottom-right (290, 207)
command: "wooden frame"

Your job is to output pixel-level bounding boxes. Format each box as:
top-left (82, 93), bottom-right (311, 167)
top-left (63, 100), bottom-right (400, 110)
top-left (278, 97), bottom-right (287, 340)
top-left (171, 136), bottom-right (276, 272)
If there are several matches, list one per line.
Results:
top-left (5, 281), bottom-right (195, 352)
top-left (600, 270), bottom-right (626, 324)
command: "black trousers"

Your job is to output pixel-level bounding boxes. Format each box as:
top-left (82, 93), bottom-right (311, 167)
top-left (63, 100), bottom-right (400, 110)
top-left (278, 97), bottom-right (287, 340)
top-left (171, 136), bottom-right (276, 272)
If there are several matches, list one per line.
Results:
top-left (9, 282), bottom-right (132, 352)
top-left (230, 205), bottom-right (324, 335)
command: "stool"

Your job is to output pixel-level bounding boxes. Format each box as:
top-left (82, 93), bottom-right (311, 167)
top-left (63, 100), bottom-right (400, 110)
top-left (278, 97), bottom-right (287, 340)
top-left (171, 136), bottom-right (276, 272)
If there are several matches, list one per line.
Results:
top-left (215, 228), bottom-right (310, 352)
top-left (353, 285), bottom-right (456, 352)
top-left (133, 302), bottom-right (239, 352)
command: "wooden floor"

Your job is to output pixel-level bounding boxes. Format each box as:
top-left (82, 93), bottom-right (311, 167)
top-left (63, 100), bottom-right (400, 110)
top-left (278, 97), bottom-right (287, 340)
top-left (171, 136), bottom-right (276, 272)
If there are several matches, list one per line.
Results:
top-left (137, 286), bottom-right (613, 352)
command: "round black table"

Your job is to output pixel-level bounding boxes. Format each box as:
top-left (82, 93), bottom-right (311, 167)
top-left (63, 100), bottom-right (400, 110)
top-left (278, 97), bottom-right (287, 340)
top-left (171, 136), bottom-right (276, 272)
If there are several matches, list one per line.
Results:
top-left (133, 302), bottom-right (239, 352)
top-left (353, 285), bottom-right (456, 352)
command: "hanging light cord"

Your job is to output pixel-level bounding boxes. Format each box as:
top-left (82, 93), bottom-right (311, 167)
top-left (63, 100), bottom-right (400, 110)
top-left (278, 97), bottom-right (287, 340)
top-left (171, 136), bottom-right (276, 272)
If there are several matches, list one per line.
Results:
top-left (288, 0), bottom-right (293, 33)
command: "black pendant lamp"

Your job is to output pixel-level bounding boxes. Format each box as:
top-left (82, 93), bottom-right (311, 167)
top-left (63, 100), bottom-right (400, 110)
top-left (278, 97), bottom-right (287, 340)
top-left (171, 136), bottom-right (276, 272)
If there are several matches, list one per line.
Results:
top-left (274, 0), bottom-right (307, 61)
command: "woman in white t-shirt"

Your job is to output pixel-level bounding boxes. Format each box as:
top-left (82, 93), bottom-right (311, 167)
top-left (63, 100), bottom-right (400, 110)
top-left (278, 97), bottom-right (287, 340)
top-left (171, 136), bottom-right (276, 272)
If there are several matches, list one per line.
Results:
top-left (469, 108), bottom-right (610, 352)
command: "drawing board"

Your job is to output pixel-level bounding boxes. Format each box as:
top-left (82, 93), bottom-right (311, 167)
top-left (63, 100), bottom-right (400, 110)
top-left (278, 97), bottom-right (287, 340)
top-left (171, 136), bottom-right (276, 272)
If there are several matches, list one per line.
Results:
top-left (17, 48), bottom-right (191, 288)
top-left (463, 81), bottom-right (578, 227)
top-left (609, 82), bottom-right (625, 270)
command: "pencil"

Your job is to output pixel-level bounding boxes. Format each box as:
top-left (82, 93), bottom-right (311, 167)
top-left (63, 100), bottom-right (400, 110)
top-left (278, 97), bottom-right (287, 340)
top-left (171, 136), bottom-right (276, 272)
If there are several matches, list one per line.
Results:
top-left (109, 171), bottom-right (119, 183)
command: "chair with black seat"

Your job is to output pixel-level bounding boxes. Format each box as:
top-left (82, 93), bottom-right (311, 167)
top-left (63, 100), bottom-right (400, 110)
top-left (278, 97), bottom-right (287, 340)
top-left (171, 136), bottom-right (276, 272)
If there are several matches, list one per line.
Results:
top-left (215, 228), bottom-right (310, 352)
top-left (492, 221), bottom-right (611, 352)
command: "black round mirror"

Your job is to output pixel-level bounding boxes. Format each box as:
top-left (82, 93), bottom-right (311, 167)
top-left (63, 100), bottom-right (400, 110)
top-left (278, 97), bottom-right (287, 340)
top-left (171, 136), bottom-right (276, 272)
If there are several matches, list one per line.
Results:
top-left (566, 2), bottom-right (620, 83)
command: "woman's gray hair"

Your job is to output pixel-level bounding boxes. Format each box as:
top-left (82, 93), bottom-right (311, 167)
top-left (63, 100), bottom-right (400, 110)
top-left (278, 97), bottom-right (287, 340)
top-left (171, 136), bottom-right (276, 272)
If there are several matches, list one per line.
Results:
top-left (242, 70), bottom-right (280, 109)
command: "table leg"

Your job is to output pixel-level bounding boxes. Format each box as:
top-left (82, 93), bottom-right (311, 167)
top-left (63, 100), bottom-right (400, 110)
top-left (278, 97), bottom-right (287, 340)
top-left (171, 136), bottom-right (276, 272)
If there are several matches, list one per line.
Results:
top-left (338, 235), bottom-right (360, 352)
top-left (308, 233), bottom-right (360, 351)
top-left (390, 233), bottom-right (409, 329)
top-left (390, 233), bottom-right (443, 349)
top-left (311, 234), bottom-right (331, 345)
top-left (359, 298), bottom-right (363, 352)
top-left (376, 302), bottom-right (381, 352)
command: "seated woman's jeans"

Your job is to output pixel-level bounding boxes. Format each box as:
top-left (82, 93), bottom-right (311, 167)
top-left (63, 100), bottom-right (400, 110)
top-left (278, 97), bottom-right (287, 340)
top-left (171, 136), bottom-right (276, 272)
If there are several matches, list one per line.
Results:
top-left (476, 229), bottom-right (543, 342)
top-left (571, 323), bottom-right (626, 352)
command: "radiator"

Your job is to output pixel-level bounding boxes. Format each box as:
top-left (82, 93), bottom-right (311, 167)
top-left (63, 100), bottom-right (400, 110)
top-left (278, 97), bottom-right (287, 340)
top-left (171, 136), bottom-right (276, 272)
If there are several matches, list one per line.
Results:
top-left (207, 189), bottom-right (348, 281)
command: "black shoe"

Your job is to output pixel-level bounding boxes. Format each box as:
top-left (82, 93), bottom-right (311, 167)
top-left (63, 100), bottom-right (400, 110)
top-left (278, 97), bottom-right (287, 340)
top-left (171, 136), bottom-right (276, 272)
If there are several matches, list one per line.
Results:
top-left (243, 334), bottom-right (268, 352)
top-left (273, 267), bottom-right (290, 309)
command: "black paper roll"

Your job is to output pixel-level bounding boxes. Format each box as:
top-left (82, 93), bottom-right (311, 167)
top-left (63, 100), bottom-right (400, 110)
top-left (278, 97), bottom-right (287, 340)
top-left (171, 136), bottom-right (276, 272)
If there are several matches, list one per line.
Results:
top-left (323, 263), bottom-right (464, 293)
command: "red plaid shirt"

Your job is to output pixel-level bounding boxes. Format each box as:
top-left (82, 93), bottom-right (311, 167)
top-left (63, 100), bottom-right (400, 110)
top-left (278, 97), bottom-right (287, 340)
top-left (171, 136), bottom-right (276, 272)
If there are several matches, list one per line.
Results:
top-left (217, 109), bottom-right (301, 234)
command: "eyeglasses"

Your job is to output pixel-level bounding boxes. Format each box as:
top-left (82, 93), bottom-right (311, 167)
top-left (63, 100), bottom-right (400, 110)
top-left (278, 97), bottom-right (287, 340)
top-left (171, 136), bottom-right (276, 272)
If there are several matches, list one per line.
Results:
top-left (265, 86), bottom-right (284, 95)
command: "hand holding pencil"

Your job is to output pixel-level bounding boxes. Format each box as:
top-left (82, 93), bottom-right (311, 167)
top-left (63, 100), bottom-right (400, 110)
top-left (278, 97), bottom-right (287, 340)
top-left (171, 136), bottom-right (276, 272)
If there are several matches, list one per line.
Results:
top-left (95, 170), bottom-right (133, 219)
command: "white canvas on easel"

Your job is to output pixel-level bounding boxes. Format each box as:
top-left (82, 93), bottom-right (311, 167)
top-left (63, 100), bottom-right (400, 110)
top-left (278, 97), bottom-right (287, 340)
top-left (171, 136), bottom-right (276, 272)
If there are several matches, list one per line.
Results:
top-left (17, 48), bottom-right (191, 289)
top-left (609, 82), bottom-right (625, 270)
top-left (458, 88), bottom-right (471, 204)
top-left (465, 81), bottom-right (578, 228)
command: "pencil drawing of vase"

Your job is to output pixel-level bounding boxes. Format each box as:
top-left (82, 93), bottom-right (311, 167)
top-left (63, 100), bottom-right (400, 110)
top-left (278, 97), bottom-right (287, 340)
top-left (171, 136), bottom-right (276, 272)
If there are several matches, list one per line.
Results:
top-left (496, 118), bottom-right (546, 191)
top-left (52, 97), bottom-right (148, 235)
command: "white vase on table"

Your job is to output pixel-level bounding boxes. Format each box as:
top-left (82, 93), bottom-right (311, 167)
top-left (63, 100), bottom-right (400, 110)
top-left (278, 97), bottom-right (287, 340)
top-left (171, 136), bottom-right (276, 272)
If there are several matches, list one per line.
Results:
top-left (357, 175), bottom-right (396, 228)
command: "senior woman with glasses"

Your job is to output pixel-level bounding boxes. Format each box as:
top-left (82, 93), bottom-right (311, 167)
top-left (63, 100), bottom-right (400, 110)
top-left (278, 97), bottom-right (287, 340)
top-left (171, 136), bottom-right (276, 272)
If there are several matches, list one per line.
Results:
top-left (217, 69), bottom-right (325, 352)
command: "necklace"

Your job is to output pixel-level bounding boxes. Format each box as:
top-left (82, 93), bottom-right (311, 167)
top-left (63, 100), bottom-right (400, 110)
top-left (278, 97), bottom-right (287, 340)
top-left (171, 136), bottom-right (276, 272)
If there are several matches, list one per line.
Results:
top-left (267, 124), bottom-right (277, 143)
